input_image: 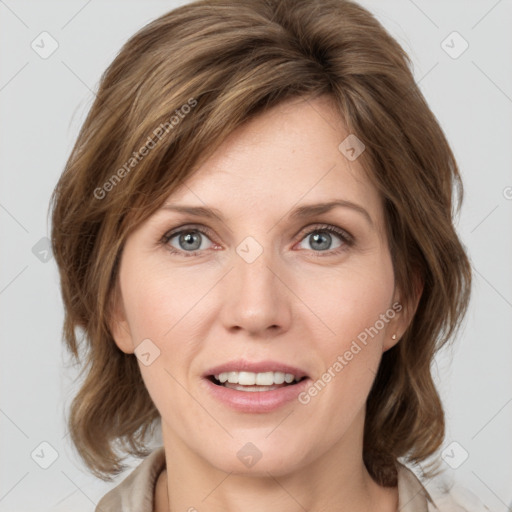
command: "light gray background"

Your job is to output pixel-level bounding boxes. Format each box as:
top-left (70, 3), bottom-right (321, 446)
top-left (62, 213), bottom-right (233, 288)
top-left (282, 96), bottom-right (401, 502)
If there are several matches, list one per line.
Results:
top-left (1, 1), bottom-right (511, 511)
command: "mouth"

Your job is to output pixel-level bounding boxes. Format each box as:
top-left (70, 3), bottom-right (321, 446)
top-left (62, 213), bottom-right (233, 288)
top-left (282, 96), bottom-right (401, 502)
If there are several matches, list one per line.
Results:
top-left (201, 362), bottom-right (311, 412)
top-left (207, 371), bottom-right (308, 392)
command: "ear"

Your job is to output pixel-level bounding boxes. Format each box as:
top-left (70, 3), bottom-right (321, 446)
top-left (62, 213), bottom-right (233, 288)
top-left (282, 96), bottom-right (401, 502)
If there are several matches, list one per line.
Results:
top-left (383, 275), bottom-right (424, 352)
top-left (107, 280), bottom-right (135, 354)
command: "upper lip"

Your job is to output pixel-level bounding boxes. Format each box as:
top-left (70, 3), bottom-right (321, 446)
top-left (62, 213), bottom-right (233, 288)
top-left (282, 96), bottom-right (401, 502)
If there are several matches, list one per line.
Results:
top-left (203, 359), bottom-right (309, 379)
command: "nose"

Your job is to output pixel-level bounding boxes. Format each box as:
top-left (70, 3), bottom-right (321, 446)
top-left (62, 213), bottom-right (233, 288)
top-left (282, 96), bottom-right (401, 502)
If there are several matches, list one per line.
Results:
top-left (219, 243), bottom-right (292, 337)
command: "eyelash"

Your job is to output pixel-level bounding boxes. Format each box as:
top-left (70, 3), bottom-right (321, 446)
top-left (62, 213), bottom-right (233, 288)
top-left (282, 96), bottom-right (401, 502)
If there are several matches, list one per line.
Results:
top-left (160, 223), bottom-right (354, 258)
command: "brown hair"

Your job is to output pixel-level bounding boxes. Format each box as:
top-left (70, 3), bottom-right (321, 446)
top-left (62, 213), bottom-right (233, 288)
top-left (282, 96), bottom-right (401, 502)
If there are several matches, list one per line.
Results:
top-left (50, 0), bottom-right (471, 486)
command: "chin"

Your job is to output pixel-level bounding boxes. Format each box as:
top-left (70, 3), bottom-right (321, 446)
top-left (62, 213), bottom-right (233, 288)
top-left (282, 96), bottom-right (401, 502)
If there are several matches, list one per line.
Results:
top-left (202, 437), bottom-right (310, 477)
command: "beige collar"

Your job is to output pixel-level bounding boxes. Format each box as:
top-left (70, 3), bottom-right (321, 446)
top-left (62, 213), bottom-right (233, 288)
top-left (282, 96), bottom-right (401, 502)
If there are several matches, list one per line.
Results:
top-left (96, 446), bottom-right (434, 511)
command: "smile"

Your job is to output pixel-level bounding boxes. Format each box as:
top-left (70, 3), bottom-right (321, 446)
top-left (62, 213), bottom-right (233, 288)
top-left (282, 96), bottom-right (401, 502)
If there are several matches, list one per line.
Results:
top-left (211, 370), bottom-right (304, 392)
top-left (203, 376), bottom-right (310, 412)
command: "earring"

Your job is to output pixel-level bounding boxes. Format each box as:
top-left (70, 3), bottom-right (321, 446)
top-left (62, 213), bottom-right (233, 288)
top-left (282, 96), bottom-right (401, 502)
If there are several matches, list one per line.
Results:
top-left (391, 334), bottom-right (397, 340)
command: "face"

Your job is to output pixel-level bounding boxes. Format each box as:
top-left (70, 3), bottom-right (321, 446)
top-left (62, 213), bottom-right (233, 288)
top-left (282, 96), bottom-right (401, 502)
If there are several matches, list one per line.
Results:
top-left (111, 95), bottom-right (409, 477)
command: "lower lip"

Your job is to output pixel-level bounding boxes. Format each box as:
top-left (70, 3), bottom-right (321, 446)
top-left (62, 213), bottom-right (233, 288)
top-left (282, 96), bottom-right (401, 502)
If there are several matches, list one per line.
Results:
top-left (201, 377), bottom-right (311, 413)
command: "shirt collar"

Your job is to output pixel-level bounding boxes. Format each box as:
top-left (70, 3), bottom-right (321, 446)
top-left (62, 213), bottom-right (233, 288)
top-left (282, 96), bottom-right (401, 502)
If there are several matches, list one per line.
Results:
top-left (95, 446), bottom-right (434, 512)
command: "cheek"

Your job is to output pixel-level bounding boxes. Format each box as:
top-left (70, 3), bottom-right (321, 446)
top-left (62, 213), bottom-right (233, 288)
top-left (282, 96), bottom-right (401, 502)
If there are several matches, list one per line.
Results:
top-left (117, 258), bottom-right (205, 406)
top-left (120, 256), bottom-right (205, 342)
top-left (300, 255), bottom-right (395, 345)
top-left (120, 265), bottom-right (203, 419)
top-left (295, 254), bottom-right (395, 404)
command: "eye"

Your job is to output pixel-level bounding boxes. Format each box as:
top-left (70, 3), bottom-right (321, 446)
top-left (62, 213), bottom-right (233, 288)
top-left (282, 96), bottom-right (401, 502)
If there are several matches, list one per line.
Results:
top-left (162, 225), bottom-right (216, 257)
top-left (161, 223), bottom-right (353, 257)
top-left (296, 224), bottom-right (353, 255)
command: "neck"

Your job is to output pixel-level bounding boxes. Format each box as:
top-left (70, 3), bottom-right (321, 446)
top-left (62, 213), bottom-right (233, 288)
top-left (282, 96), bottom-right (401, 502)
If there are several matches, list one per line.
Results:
top-left (155, 412), bottom-right (398, 512)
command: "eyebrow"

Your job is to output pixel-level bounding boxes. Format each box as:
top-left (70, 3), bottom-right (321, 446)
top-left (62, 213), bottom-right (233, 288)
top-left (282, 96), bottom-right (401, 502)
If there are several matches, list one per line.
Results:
top-left (161, 200), bottom-right (373, 226)
top-left (290, 200), bottom-right (373, 226)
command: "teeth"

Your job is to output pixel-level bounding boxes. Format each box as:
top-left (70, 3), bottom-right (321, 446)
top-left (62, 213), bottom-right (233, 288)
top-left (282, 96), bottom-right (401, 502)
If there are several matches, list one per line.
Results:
top-left (214, 371), bottom-right (300, 386)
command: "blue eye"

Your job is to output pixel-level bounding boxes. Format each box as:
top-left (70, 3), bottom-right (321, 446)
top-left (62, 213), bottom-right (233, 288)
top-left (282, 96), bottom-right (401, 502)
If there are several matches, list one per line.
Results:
top-left (161, 223), bottom-right (353, 257)
top-left (163, 228), bottom-right (214, 256)
top-left (297, 227), bottom-right (348, 253)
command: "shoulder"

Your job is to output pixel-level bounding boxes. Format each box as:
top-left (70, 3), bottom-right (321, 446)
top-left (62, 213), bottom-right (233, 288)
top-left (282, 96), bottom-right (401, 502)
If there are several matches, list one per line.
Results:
top-left (396, 461), bottom-right (491, 512)
top-left (95, 445), bottom-right (166, 512)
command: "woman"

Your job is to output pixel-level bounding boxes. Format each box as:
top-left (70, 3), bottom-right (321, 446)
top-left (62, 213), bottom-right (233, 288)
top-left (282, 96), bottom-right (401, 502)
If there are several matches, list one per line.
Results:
top-left (50, 0), bottom-right (488, 510)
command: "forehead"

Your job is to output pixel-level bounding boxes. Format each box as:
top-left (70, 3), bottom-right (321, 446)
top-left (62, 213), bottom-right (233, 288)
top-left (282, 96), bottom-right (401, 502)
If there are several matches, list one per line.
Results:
top-left (163, 95), bottom-right (381, 222)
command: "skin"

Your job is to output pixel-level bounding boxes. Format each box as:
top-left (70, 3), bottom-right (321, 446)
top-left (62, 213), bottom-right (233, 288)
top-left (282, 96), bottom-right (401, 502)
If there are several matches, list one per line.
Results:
top-left (110, 95), bottom-right (416, 512)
